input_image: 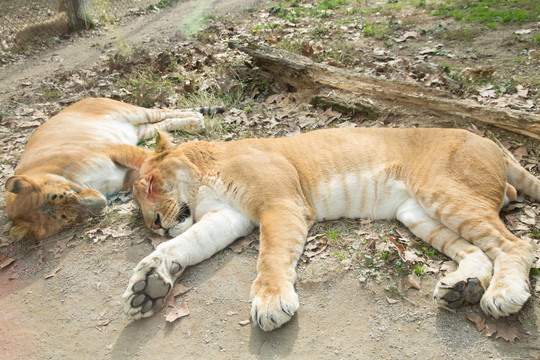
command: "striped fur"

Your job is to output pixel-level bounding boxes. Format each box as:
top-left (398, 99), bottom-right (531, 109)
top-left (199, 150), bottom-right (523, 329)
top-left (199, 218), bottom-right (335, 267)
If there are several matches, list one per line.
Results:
top-left (118, 128), bottom-right (539, 331)
top-left (5, 97), bottom-right (212, 240)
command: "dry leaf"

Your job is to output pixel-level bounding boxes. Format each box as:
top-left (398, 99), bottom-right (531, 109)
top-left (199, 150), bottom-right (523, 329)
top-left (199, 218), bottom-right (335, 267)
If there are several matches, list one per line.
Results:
top-left (495, 324), bottom-right (521, 342)
top-left (466, 313), bottom-right (486, 331)
top-left (45, 267), bottom-right (61, 279)
top-left (386, 296), bottom-right (400, 304)
top-left (403, 273), bottom-right (421, 290)
top-left (0, 251), bottom-right (15, 270)
top-left (165, 298), bottom-right (190, 323)
top-left (512, 146), bottom-right (528, 159)
top-left (481, 322), bottom-right (497, 337)
top-left (151, 237), bottom-right (167, 249)
top-left (229, 238), bottom-right (255, 253)
top-left (165, 283), bottom-right (192, 308)
top-left (386, 234), bottom-right (405, 252)
top-left (302, 42), bottom-right (315, 58)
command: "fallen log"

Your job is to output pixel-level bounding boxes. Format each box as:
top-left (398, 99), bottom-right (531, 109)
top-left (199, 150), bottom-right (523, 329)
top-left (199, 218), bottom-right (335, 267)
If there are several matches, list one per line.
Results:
top-left (229, 42), bottom-right (540, 140)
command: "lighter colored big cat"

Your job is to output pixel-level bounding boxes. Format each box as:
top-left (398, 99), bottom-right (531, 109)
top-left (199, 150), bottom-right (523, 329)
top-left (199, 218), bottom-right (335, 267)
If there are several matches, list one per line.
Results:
top-left (115, 128), bottom-right (539, 331)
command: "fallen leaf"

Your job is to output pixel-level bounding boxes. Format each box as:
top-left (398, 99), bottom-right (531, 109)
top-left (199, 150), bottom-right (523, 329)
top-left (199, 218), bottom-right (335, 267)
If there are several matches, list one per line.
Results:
top-left (495, 324), bottom-right (521, 342)
top-left (165, 283), bottom-right (192, 308)
top-left (229, 238), bottom-right (255, 253)
top-left (466, 313), bottom-right (486, 331)
top-left (0, 251), bottom-right (15, 270)
top-left (403, 273), bottom-right (421, 290)
top-left (512, 146), bottom-right (528, 159)
top-left (165, 298), bottom-right (190, 323)
top-left (481, 322), bottom-right (497, 337)
top-left (171, 283), bottom-right (191, 297)
top-left (395, 31), bottom-right (418, 42)
top-left (151, 237), bottom-right (167, 249)
top-left (302, 42), bottom-right (315, 58)
top-left (386, 296), bottom-right (400, 304)
top-left (386, 234), bottom-right (405, 252)
top-left (45, 267), bottom-right (61, 279)
top-left (403, 250), bottom-right (422, 263)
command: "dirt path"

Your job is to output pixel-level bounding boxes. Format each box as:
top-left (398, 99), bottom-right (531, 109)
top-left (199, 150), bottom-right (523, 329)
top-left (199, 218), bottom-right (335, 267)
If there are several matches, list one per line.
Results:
top-left (0, 0), bottom-right (263, 99)
top-left (1, 1), bottom-right (540, 359)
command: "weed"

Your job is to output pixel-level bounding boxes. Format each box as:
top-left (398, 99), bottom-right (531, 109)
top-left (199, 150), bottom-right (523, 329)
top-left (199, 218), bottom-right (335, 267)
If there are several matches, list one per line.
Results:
top-left (421, 246), bottom-right (437, 258)
top-left (363, 254), bottom-right (376, 267)
top-left (392, 258), bottom-right (405, 274)
top-left (335, 250), bottom-right (348, 261)
top-left (311, 24), bottom-right (330, 39)
top-left (412, 263), bottom-right (425, 276)
top-left (384, 281), bottom-right (398, 293)
top-left (432, 0), bottom-right (540, 27)
top-left (529, 227), bottom-right (540, 239)
top-left (155, 0), bottom-right (174, 9)
top-left (326, 228), bottom-right (340, 241)
top-left (379, 250), bottom-right (389, 261)
top-left (317, 0), bottom-right (348, 11)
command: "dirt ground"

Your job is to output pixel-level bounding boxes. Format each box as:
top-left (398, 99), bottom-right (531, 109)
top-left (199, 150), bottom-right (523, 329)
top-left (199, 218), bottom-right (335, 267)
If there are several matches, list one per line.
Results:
top-left (1, 0), bottom-right (540, 359)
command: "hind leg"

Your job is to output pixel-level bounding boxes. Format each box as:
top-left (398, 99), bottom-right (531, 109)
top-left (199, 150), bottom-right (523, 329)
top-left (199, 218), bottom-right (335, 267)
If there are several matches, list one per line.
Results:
top-left (453, 215), bottom-right (532, 317)
top-left (396, 198), bottom-right (492, 310)
top-left (136, 115), bottom-right (204, 139)
top-left (425, 194), bottom-right (534, 317)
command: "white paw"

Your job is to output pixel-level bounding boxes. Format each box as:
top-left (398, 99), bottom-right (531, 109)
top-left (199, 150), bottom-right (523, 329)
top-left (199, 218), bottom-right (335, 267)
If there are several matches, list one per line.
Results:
top-left (250, 281), bottom-right (299, 331)
top-left (186, 112), bottom-right (204, 132)
top-left (122, 252), bottom-right (185, 319)
top-left (480, 278), bottom-right (530, 318)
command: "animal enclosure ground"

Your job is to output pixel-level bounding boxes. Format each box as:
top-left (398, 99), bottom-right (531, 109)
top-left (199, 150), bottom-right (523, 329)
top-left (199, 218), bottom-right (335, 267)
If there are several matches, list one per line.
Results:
top-left (1, 0), bottom-right (540, 359)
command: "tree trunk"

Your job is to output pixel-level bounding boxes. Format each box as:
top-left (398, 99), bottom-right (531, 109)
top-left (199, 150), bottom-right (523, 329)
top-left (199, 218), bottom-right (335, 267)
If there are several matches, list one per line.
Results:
top-left (229, 42), bottom-right (540, 140)
top-left (63, 0), bottom-right (93, 31)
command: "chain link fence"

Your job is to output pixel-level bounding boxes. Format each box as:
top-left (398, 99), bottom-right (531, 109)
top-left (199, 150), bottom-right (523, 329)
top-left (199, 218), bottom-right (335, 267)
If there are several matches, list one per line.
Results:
top-left (0, 0), bottom-right (166, 46)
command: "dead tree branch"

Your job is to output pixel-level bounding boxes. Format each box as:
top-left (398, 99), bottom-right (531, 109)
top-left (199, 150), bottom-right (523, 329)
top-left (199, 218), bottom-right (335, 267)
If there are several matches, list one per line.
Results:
top-left (229, 42), bottom-right (540, 140)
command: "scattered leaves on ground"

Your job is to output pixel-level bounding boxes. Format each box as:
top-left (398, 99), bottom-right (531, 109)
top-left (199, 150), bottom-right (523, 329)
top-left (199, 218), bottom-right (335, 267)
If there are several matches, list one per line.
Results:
top-left (0, 251), bottom-right (15, 270)
top-left (466, 313), bottom-right (522, 342)
top-left (165, 298), bottom-right (190, 323)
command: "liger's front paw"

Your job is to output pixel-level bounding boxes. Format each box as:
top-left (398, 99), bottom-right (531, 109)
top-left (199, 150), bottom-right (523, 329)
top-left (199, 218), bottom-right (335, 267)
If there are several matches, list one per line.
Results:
top-left (250, 280), bottom-right (299, 332)
top-left (123, 253), bottom-right (184, 319)
top-left (480, 277), bottom-right (530, 318)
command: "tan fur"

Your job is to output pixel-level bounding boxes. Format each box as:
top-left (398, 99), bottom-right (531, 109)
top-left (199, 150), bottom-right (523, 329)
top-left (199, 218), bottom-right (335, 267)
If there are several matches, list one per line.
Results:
top-left (15, 1), bottom-right (69, 45)
top-left (119, 128), bottom-right (539, 330)
top-left (5, 97), bottom-right (204, 240)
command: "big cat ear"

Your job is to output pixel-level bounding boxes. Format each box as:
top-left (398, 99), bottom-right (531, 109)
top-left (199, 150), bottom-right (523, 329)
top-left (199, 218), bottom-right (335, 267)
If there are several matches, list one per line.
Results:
top-left (154, 131), bottom-right (176, 153)
top-left (10, 222), bottom-right (32, 240)
top-left (5, 176), bottom-right (36, 194)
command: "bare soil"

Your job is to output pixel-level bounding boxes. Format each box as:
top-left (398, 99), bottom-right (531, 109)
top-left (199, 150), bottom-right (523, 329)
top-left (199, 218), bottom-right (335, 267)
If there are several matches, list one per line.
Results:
top-left (1, 1), bottom-right (540, 359)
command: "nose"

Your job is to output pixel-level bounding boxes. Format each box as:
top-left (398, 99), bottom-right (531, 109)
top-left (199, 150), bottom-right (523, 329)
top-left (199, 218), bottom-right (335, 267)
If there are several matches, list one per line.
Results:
top-left (152, 213), bottom-right (162, 230)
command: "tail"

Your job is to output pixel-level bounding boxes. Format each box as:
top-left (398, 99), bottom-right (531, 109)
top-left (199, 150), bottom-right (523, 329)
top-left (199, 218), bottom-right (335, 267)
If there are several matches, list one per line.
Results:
top-left (505, 158), bottom-right (540, 201)
top-left (193, 107), bottom-right (225, 116)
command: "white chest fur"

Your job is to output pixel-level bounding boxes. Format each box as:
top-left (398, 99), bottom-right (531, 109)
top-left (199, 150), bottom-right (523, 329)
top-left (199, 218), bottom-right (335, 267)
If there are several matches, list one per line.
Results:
top-left (71, 158), bottom-right (127, 196)
top-left (312, 171), bottom-right (410, 221)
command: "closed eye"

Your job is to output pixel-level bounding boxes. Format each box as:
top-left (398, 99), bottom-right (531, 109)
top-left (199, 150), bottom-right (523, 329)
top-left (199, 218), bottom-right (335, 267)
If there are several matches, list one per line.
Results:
top-left (177, 204), bottom-right (191, 222)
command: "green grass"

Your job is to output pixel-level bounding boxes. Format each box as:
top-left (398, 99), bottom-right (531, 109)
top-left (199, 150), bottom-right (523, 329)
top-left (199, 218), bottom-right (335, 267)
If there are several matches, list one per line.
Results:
top-left (432, 0), bottom-right (540, 27)
top-left (412, 263), bottom-right (425, 275)
top-left (529, 227), bottom-right (540, 238)
top-left (155, 0), bottom-right (174, 8)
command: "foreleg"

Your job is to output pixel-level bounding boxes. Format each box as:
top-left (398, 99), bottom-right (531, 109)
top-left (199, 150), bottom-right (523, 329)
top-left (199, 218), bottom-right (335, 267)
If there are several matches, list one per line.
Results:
top-left (123, 206), bottom-right (253, 319)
